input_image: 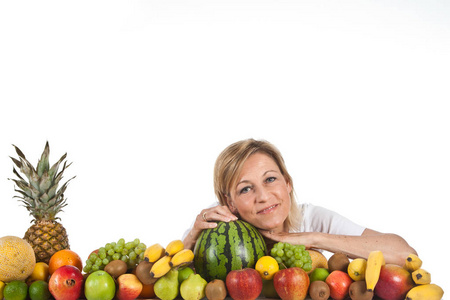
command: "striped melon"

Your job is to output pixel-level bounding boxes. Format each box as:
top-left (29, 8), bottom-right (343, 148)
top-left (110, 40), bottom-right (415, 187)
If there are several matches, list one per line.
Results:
top-left (194, 220), bottom-right (267, 281)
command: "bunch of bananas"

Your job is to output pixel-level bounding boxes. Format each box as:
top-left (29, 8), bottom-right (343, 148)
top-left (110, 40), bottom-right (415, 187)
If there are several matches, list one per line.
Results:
top-left (403, 254), bottom-right (444, 300)
top-left (347, 251), bottom-right (443, 300)
top-left (143, 240), bottom-right (194, 278)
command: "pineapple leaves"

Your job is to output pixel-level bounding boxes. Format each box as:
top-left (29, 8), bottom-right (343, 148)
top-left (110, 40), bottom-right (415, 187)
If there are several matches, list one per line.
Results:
top-left (9, 142), bottom-right (75, 221)
top-left (12, 144), bottom-right (27, 160)
top-left (12, 167), bottom-right (26, 181)
top-left (39, 172), bottom-right (51, 192)
top-left (48, 152), bottom-right (68, 180)
top-left (37, 141), bottom-right (50, 177)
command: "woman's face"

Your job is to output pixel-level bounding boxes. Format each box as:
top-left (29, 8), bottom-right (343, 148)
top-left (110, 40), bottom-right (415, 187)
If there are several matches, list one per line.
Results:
top-left (227, 152), bottom-right (292, 232)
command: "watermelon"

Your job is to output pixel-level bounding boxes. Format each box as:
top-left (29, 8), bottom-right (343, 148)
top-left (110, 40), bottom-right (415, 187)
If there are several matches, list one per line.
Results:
top-left (193, 220), bottom-right (267, 281)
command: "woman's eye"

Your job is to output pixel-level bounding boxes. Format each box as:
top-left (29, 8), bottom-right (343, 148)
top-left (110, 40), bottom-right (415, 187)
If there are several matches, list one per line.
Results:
top-left (266, 177), bottom-right (276, 183)
top-left (240, 186), bottom-right (251, 194)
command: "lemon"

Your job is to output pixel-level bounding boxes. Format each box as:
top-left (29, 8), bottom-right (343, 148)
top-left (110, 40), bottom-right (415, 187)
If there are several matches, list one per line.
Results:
top-left (3, 280), bottom-right (28, 300)
top-left (255, 256), bottom-right (279, 280)
top-left (26, 262), bottom-right (49, 284)
top-left (1, 280), bottom-right (6, 299)
top-left (29, 280), bottom-right (51, 300)
top-left (348, 258), bottom-right (367, 281)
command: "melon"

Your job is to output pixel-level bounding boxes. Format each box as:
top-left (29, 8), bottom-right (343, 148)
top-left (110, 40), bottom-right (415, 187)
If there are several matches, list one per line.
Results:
top-left (194, 220), bottom-right (267, 281)
top-left (0, 236), bottom-right (36, 282)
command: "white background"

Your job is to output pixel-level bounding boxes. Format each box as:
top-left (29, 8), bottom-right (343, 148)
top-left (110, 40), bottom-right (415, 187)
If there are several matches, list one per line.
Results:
top-left (1, 0), bottom-right (449, 294)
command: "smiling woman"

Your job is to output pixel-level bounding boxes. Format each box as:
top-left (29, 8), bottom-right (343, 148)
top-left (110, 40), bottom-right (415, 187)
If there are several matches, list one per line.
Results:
top-left (182, 138), bottom-right (417, 266)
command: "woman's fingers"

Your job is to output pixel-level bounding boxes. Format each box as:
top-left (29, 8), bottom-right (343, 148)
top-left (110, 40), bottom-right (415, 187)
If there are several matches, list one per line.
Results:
top-left (199, 205), bottom-right (238, 223)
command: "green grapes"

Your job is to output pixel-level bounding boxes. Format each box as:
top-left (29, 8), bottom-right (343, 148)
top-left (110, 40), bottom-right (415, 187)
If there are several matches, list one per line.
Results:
top-left (270, 242), bottom-right (312, 272)
top-left (83, 238), bottom-right (147, 273)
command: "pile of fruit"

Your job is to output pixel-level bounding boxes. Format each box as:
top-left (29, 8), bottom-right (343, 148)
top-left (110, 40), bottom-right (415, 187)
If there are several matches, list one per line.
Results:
top-left (1, 233), bottom-right (446, 300)
top-left (0, 143), bottom-right (446, 300)
top-left (298, 250), bottom-right (444, 300)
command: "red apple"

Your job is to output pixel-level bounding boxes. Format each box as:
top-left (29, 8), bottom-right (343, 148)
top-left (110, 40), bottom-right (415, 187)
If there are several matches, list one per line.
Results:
top-left (374, 264), bottom-right (415, 300)
top-left (226, 268), bottom-right (263, 300)
top-left (49, 265), bottom-right (84, 300)
top-left (273, 267), bottom-right (310, 300)
top-left (325, 270), bottom-right (353, 300)
top-left (116, 273), bottom-right (143, 300)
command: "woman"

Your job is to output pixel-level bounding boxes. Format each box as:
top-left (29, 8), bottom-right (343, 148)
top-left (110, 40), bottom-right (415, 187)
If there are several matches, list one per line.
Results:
top-left (183, 138), bottom-right (416, 265)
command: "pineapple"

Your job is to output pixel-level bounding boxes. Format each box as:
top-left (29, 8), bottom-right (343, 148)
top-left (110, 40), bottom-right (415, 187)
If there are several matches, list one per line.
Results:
top-left (9, 142), bottom-right (75, 264)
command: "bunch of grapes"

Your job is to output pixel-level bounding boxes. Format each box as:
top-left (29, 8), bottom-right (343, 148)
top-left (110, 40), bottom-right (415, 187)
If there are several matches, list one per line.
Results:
top-left (270, 242), bottom-right (312, 272)
top-left (83, 238), bottom-right (147, 273)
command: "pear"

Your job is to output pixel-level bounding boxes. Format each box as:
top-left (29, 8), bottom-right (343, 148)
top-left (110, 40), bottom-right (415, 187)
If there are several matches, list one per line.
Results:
top-left (154, 268), bottom-right (179, 300)
top-left (180, 273), bottom-right (208, 300)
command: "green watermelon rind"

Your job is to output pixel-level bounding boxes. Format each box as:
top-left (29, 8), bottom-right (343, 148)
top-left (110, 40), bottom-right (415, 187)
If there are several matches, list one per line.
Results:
top-left (193, 220), bottom-right (267, 282)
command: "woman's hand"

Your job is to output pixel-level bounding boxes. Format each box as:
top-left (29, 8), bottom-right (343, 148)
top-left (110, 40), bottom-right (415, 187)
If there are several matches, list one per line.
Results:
top-left (258, 230), bottom-right (315, 250)
top-left (197, 205), bottom-right (238, 229)
top-left (259, 229), bottom-right (416, 265)
top-left (183, 205), bottom-right (238, 250)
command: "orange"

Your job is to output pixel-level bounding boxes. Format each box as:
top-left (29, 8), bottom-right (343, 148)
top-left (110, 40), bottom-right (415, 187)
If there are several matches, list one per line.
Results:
top-left (48, 250), bottom-right (82, 275)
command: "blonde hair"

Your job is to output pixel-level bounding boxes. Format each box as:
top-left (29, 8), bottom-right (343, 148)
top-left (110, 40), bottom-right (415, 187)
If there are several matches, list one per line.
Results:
top-left (213, 138), bottom-right (302, 232)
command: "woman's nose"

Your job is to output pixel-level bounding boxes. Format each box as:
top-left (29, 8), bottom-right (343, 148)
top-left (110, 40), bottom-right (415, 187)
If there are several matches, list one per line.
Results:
top-left (256, 186), bottom-right (271, 202)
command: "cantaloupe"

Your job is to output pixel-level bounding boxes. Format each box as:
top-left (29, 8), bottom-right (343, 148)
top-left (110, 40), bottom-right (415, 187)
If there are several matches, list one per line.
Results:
top-left (0, 236), bottom-right (36, 282)
top-left (307, 249), bottom-right (329, 274)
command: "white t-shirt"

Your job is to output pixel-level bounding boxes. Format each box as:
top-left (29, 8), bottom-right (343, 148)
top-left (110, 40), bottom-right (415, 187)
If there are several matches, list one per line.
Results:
top-left (183, 202), bottom-right (365, 239)
top-left (298, 203), bottom-right (365, 236)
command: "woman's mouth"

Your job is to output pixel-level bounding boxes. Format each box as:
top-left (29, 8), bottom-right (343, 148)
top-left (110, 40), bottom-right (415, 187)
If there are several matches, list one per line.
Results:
top-left (257, 204), bottom-right (279, 214)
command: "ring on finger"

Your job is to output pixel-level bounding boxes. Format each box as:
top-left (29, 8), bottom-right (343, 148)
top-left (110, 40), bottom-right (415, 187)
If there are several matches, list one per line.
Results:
top-left (202, 212), bottom-right (208, 222)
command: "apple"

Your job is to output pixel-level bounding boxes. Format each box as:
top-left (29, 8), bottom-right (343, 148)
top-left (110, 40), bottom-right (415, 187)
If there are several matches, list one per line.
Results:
top-left (273, 267), bottom-right (310, 300)
top-left (226, 268), bottom-right (263, 300)
top-left (84, 270), bottom-right (116, 300)
top-left (49, 265), bottom-right (84, 300)
top-left (374, 264), bottom-right (415, 300)
top-left (116, 273), bottom-right (143, 300)
top-left (325, 270), bottom-right (353, 300)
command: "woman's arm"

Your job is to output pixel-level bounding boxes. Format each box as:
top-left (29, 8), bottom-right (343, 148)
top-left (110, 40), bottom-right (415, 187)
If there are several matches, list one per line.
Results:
top-left (183, 205), bottom-right (238, 250)
top-left (259, 228), bottom-right (417, 265)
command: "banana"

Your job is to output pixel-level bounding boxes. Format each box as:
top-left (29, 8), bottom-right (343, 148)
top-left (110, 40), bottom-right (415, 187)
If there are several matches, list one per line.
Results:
top-left (412, 268), bottom-right (431, 285)
top-left (165, 239), bottom-right (184, 256)
top-left (149, 255), bottom-right (172, 278)
top-left (170, 249), bottom-right (195, 268)
top-left (405, 284), bottom-right (444, 300)
top-left (144, 243), bottom-right (166, 263)
top-left (404, 253), bottom-right (422, 272)
top-left (347, 258), bottom-right (367, 281)
top-left (365, 250), bottom-right (385, 292)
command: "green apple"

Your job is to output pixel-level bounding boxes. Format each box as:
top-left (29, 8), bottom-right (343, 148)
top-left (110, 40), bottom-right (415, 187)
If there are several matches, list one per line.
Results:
top-left (84, 271), bottom-right (116, 300)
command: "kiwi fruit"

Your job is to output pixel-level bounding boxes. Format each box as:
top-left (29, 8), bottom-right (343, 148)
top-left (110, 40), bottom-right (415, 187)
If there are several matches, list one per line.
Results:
top-left (349, 280), bottom-right (374, 300)
top-left (328, 252), bottom-right (350, 273)
top-left (205, 279), bottom-right (227, 300)
top-left (104, 260), bottom-right (127, 278)
top-left (135, 260), bottom-right (157, 285)
top-left (309, 280), bottom-right (330, 300)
